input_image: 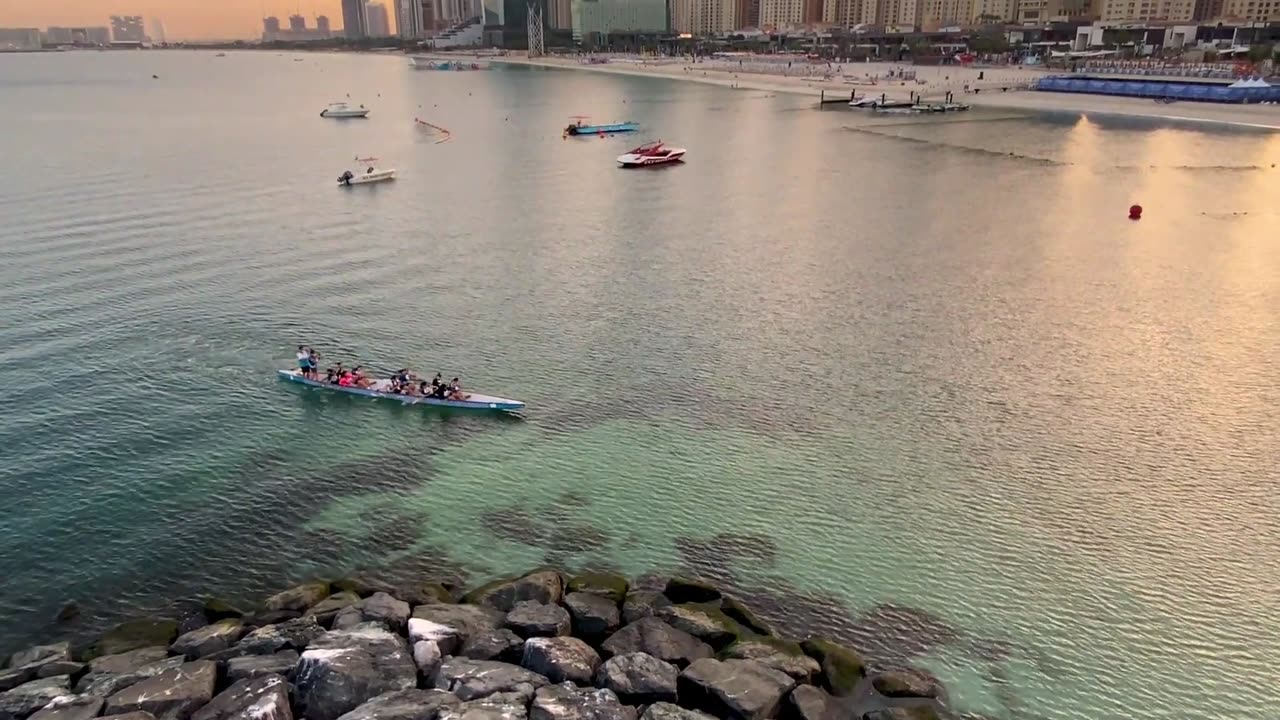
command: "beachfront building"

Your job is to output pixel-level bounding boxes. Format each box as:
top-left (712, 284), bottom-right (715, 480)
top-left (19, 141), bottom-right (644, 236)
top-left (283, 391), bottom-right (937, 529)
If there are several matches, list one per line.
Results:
top-left (571, 0), bottom-right (668, 42)
top-left (1015, 0), bottom-right (1095, 22)
top-left (972, 0), bottom-right (1016, 20)
top-left (367, 2), bottom-right (393, 35)
top-left (343, 0), bottom-right (370, 37)
top-left (0, 28), bottom-right (41, 51)
top-left (1218, 0), bottom-right (1280, 19)
top-left (760, 0), bottom-right (806, 25)
top-left (1095, 0), bottom-right (1194, 21)
top-left (549, 0), bottom-right (574, 28)
top-left (738, 0), bottom-right (763, 26)
top-left (42, 26), bottom-right (112, 45)
top-left (672, 0), bottom-right (739, 33)
top-left (110, 15), bottom-right (146, 43)
top-left (855, 0), bottom-right (922, 27)
top-left (396, 0), bottom-right (424, 37)
top-left (919, 0), bottom-right (978, 27)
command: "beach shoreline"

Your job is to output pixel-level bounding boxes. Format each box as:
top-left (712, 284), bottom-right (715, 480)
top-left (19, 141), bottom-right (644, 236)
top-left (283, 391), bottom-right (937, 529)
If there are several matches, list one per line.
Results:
top-left (450, 54), bottom-right (1280, 130)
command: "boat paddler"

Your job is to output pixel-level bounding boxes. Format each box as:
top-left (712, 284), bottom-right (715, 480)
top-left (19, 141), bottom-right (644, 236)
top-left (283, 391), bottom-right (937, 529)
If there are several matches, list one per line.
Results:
top-left (296, 346), bottom-right (314, 379)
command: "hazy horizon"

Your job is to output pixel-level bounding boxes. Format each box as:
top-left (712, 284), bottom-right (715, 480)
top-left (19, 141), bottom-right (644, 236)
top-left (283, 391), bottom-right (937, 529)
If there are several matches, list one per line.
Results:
top-left (0, 1), bottom-right (395, 41)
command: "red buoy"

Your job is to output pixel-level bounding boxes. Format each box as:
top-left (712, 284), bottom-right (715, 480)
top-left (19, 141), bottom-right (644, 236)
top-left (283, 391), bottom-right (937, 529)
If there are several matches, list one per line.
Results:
top-left (1129, 204), bottom-right (1143, 220)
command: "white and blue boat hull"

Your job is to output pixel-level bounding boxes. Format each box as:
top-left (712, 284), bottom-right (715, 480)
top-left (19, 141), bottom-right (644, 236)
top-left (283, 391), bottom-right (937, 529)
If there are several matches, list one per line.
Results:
top-left (277, 369), bottom-right (525, 412)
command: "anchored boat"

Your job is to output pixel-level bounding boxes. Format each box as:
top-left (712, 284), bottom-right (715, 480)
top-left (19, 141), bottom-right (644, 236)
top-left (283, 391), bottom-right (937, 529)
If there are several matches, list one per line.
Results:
top-left (338, 157), bottom-right (396, 186)
top-left (564, 116), bottom-right (639, 136)
top-left (320, 102), bottom-right (369, 118)
top-left (278, 369), bottom-right (525, 411)
top-left (617, 141), bottom-right (686, 168)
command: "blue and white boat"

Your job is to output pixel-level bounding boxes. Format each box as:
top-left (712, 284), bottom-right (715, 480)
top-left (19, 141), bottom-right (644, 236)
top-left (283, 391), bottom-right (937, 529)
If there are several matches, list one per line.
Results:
top-left (277, 369), bottom-right (525, 412)
top-left (564, 117), bottom-right (639, 136)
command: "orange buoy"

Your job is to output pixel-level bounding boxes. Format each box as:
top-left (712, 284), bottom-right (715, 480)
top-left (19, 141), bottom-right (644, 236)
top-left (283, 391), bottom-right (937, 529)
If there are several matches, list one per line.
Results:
top-left (1129, 204), bottom-right (1143, 220)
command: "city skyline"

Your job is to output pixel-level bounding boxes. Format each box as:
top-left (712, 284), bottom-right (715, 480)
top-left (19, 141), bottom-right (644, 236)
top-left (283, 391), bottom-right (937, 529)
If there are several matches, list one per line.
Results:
top-left (0, 1), bottom-right (351, 40)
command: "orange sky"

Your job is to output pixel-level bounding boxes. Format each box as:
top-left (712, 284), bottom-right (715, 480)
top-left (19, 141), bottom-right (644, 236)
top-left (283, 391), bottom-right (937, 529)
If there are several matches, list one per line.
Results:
top-left (0, 0), bottom-right (377, 40)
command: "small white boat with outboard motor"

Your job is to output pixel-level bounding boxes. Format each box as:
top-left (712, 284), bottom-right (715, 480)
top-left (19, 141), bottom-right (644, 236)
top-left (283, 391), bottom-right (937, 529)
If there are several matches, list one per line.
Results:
top-left (338, 157), bottom-right (396, 186)
top-left (320, 102), bottom-right (369, 118)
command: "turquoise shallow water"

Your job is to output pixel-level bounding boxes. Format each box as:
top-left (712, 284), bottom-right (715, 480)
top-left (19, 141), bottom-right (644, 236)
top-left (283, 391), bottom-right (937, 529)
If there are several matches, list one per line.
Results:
top-left (1, 50), bottom-right (1279, 720)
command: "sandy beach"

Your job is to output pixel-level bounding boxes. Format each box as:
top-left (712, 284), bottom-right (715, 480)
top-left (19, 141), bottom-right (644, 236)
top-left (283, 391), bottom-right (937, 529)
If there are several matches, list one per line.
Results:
top-left (461, 54), bottom-right (1280, 130)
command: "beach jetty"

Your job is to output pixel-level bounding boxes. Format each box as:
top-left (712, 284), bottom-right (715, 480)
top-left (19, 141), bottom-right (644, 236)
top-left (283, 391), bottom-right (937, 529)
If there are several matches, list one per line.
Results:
top-left (0, 570), bottom-right (952, 720)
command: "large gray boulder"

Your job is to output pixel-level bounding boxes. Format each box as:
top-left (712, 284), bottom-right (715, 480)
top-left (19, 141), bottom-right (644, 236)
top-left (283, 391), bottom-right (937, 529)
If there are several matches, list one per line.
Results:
top-left (172, 620), bottom-right (246, 660)
top-left (656, 606), bottom-right (741, 651)
top-left (0, 645), bottom-right (75, 694)
top-left (504, 604), bottom-right (569, 640)
top-left (0, 676), bottom-right (73, 720)
top-left (307, 594), bottom-right (362, 628)
top-left (412, 643), bottom-right (442, 683)
top-left (103, 661), bottom-right (217, 720)
top-left (234, 617), bottom-right (325, 656)
top-left (436, 697), bottom-right (527, 720)
top-left (407, 621), bottom-right (460, 657)
top-left (8, 645), bottom-right (71, 672)
top-left (593, 653), bottom-right (677, 706)
top-left (869, 670), bottom-right (944, 700)
top-left (191, 674), bottom-right (291, 720)
top-left (528, 684), bottom-right (633, 720)
top-left (432, 659), bottom-right (548, 702)
top-left (677, 659), bottom-right (795, 720)
top-left (410, 607), bottom-right (504, 647)
top-left (662, 580), bottom-right (719, 606)
top-left (225, 652), bottom-right (300, 683)
top-left (332, 610), bottom-right (364, 632)
top-left (859, 709), bottom-right (943, 720)
top-left (264, 583), bottom-right (331, 613)
top-left (294, 625), bottom-right (417, 720)
top-left (359, 595), bottom-right (410, 635)
top-left (620, 594), bottom-right (669, 627)
top-left (89, 621), bottom-right (180, 660)
top-left (520, 639), bottom-right (598, 686)
top-left (720, 641), bottom-right (819, 682)
top-left (784, 686), bottom-right (839, 720)
top-left (562, 595), bottom-right (619, 641)
top-left (636, 704), bottom-right (713, 720)
top-left (463, 572), bottom-right (563, 613)
top-left (335, 689), bottom-right (459, 720)
top-left (798, 640), bottom-right (864, 698)
top-left (96, 712), bottom-right (156, 720)
top-left (459, 631), bottom-right (523, 664)
top-left (27, 696), bottom-right (104, 720)
top-left (85, 649), bottom-right (169, 680)
top-left (564, 575), bottom-right (628, 605)
top-left (600, 619), bottom-right (713, 669)
top-left (76, 657), bottom-right (185, 698)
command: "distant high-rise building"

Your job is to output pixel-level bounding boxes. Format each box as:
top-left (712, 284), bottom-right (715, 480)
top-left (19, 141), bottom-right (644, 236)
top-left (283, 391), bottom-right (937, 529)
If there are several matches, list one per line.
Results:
top-left (289, 15), bottom-right (307, 31)
top-left (43, 26), bottom-right (112, 45)
top-left (1214, 0), bottom-right (1275, 19)
top-left (570, 0), bottom-right (668, 41)
top-left (1095, 0), bottom-right (1191, 20)
top-left (343, 0), bottom-right (370, 37)
top-left (110, 15), bottom-right (146, 43)
top-left (735, 0), bottom-right (761, 26)
top-left (548, 0), bottom-right (573, 28)
top-left (397, 0), bottom-right (424, 37)
top-left (972, 0), bottom-right (1014, 21)
top-left (263, 16), bottom-right (282, 34)
top-left (918, 0), bottom-right (973, 27)
top-left (1015, 0), bottom-right (1094, 22)
top-left (759, 0), bottom-right (804, 26)
top-left (317, 15), bottom-right (332, 33)
top-left (367, 2), bottom-right (393, 35)
top-left (673, 0), bottom-right (737, 33)
top-left (150, 18), bottom-right (166, 43)
top-left (0, 28), bottom-right (42, 51)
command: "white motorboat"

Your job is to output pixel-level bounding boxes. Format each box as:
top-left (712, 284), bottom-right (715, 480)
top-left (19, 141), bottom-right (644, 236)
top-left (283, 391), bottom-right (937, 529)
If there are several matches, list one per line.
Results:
top-left (849, 96), bottom-right (915, 110)
top-left (320, 102), bottom-right (370, 119)
top-left (338, 158), bottom-right (396, 186)
top-left (616, 140), bottom-right (686, 168)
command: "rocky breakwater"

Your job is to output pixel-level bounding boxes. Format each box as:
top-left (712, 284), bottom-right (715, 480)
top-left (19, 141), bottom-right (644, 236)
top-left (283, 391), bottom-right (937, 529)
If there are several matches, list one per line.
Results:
top-left (0, 571), bottom-right (951, 720)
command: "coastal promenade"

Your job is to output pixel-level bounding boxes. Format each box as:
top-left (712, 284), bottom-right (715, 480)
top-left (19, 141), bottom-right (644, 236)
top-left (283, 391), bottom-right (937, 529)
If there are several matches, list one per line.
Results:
top-left (462, 54), bottom-right (1280, 130)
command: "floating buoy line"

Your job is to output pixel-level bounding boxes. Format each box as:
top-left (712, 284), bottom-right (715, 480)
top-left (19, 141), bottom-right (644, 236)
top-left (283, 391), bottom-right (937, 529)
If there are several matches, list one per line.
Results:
top-left (414, 118), bottom-right (453, 144)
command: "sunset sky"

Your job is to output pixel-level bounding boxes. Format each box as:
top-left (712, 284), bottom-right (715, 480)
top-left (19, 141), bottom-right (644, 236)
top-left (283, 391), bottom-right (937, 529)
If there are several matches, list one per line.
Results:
top-left (0, 0), bottom-right (366, 40)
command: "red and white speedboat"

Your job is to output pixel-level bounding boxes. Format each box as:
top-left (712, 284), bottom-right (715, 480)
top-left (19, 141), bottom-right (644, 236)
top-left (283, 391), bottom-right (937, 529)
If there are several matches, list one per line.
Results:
top-left (617, 141), bottom-right (686, 168)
